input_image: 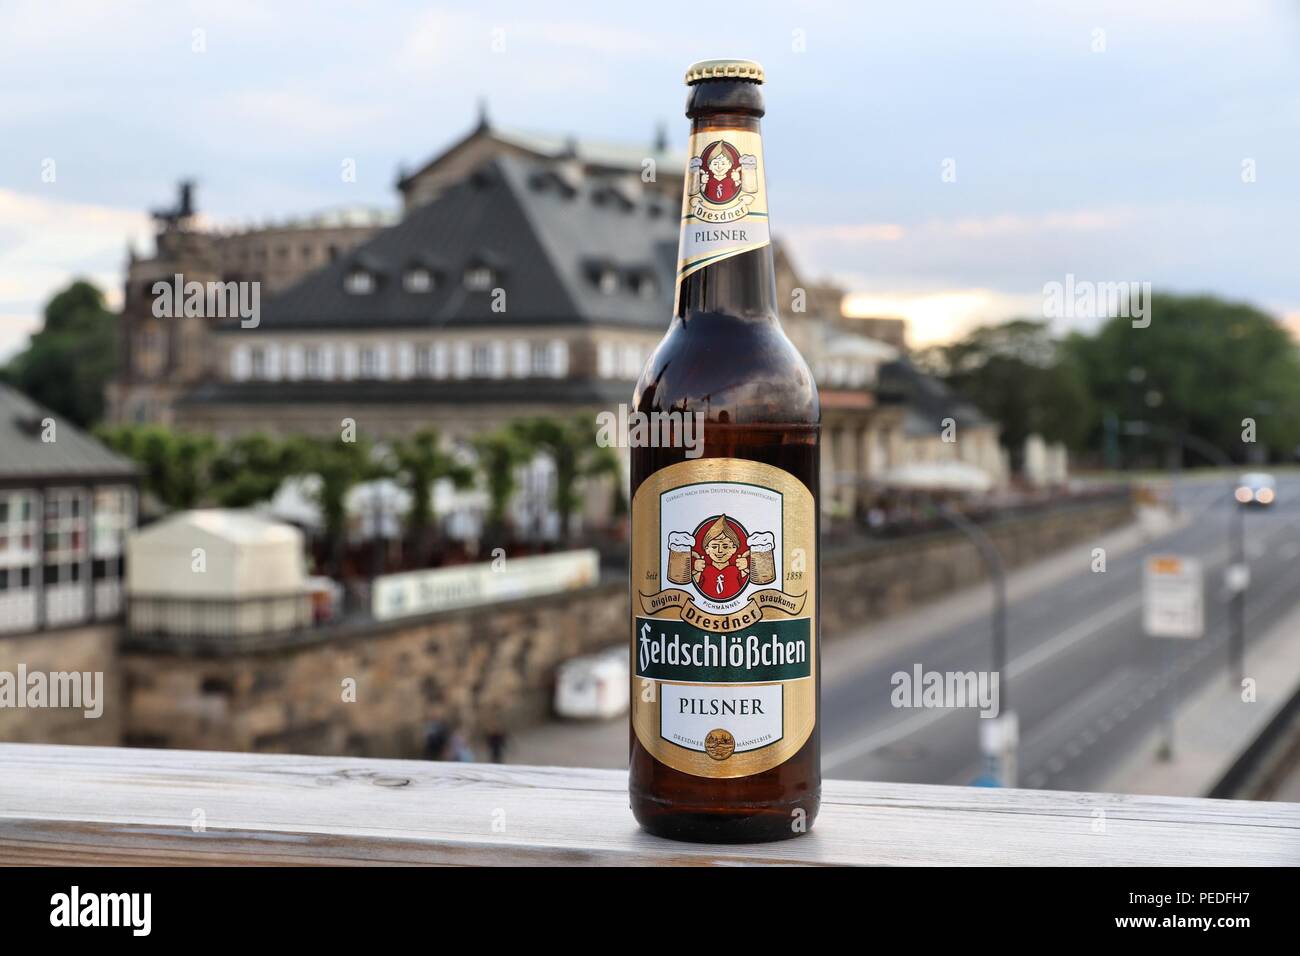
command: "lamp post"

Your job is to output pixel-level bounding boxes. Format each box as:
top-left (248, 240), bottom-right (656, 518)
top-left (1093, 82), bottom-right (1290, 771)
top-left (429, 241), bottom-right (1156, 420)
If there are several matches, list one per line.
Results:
top-left (932, 503), bottom-right (1015, 788)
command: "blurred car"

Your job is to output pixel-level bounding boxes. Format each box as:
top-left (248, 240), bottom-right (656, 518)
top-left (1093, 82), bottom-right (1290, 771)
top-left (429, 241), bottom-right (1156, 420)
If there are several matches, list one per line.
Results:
top-left (1234, 472), bottom-right (1276, 507)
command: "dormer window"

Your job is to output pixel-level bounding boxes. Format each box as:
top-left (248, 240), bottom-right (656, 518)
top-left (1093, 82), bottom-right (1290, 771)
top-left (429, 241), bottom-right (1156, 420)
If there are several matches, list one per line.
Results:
top-left (404, 267), bottom-right (434, 293)
top-left (344, 269), bottom-right (374, 295)
top-left (464, 265), bottom-right (494, 291)
top-left (631, 273), bottom-right (657, 299)
top-left (598, 269), bottom-right (619, 295)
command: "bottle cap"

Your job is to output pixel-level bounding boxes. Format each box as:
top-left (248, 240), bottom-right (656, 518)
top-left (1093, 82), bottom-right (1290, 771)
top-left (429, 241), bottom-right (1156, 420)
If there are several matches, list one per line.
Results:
top-left (684, 59), bottom-right (764, 86)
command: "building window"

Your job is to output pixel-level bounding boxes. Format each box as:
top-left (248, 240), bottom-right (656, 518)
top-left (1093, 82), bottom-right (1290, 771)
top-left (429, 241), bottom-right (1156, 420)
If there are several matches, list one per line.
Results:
top-left (344, 270), bottom-right (375, 295)
top-left (304, 346), bottom-right (322, 378)
top-left (471, 344), bottom-right (492, 377)
top-left (404, 268), bottom-right (434, 293)
top-left (92, 487), bottom-right (132, 559)
top-left (359, 347), bottom-right (378, 378)
top-left (464, 266), bottom-right (494, 291)
top-left (598, 269), bottom-right (619, 295)
top-left (597, 342), bottom-right (616, 379)
top-left (415, 345), bottom-right (433, 377)
top-left (250, 347), bottom-right (267, 379)
top-left (529, 342), bottom-right (552, 376)
top-left (619, 344), bottom-right (641, 379)
top-left (632, 274), bottom-right (657, 298)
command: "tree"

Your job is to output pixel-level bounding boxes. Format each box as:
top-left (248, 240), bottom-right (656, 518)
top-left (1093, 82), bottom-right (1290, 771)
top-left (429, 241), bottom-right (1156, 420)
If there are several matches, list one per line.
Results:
top-left (918, 319), bottom-right (1093, 470)
top-left (1062, 294), bottom-right (1300, 464)
top-left (514, 415), bottom-right (624, 543)
top-left (387, 430), bottom-right (474, 562)
top-left (209, 433), bottom-right (308, 508)
top-left (94, 424), bottom-right (217, 510)
top-left (4, 280), bottom-right (118, 427)
top-left (471, 426), bottom-right (533, 541)
top-left (295, 436), bottom-right (390, 575)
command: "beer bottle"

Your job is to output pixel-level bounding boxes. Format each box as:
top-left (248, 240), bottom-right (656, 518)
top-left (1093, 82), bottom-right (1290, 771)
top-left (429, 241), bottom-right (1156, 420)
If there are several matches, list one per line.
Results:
top-left (629, 59), bottom-right (820, 842)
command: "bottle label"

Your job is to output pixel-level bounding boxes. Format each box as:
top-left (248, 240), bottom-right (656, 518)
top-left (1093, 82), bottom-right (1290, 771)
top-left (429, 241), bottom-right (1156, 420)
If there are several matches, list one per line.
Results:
top-left (674, 128), bottom-right (771, 310)
top-left (631, 458), bottom-right (816, 778)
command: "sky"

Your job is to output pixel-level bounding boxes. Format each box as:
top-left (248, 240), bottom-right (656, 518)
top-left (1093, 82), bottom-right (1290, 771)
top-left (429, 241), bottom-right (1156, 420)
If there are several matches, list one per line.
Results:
top-left (1, 0), bottom-right (1298, 360)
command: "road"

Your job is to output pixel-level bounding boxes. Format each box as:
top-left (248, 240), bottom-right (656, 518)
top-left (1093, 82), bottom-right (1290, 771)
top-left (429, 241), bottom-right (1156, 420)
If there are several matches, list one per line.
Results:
top-left (822, 474), bottom-right (1300, 791)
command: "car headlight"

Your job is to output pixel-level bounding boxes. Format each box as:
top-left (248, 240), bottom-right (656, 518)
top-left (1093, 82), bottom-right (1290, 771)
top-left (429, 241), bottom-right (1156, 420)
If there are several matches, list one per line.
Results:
top-left (1256, 487), bottom-right (1275, 504)
top-left (1235, 486), bottom-right (1253, 504)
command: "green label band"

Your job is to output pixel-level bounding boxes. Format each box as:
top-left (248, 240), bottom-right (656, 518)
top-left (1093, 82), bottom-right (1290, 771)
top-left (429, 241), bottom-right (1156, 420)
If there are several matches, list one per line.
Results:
top-left (635, 617), bottom-right (811, 683)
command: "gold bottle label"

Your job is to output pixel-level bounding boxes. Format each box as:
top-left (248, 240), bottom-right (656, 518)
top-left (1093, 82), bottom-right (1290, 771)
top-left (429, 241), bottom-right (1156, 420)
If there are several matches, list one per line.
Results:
top-left (631, 458), bottom-right (816, 778)
top-left (673, 128), bottom-right (770, 312)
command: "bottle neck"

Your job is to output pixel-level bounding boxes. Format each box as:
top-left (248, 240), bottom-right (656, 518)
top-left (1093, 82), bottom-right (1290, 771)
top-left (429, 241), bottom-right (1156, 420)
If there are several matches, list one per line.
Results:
top-left (674, 111), bottom-right (779, 322)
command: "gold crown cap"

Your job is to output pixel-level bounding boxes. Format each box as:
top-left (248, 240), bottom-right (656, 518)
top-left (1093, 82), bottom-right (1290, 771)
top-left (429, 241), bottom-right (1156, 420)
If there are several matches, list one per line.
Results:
top-left (684, 59), bottom-right (765, 85)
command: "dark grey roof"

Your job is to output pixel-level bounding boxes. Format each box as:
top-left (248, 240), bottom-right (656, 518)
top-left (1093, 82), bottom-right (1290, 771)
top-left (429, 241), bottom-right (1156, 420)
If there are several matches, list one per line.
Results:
top-left (0, 385), bottom-right (137, 481)
top-left (241, 155), bottom-right (679, 334)
top-left (177, 378), bottom-right (637, 407)
top-left (878, 358), bottom-right (992, 436)
top-left (399, 122), bottom-right (687, 190)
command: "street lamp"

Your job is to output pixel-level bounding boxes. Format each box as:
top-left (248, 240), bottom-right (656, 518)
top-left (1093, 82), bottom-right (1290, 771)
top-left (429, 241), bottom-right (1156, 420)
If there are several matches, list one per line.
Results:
top-left (930, 503), bottom-right (1016, 788)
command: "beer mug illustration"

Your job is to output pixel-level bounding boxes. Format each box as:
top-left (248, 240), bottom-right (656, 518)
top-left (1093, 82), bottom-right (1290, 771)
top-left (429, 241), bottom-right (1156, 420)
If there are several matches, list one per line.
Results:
top-left (666, 531), bottom-right (696, 584)
top-left (746, 531), bottom-right (777, 585)
top-left (739, 154), bottom-right (759, 195)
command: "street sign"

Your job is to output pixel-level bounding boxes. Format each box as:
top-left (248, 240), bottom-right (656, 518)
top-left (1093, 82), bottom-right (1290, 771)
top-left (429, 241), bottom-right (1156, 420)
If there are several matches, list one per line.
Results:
top-left (1143, 555), bottom-right (1204, 639)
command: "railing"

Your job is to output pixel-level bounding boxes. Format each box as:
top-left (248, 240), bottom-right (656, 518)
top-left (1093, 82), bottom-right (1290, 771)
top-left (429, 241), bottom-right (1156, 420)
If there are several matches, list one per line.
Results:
top-left (126, 592), bottom-right (315, 650)
top-left (0, 744), bottom-right (1296, 865)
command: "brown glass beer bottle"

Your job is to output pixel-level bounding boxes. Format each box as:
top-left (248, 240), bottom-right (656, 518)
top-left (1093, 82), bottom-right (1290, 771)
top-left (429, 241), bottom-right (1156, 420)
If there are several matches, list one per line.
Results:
top-left (629, 59), bottom-right (821, 842)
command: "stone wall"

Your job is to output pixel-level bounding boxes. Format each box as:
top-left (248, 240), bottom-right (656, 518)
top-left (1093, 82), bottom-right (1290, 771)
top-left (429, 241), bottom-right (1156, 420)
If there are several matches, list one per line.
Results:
top-left (5, 494), bottom-right (1132, 757)
top-left (120, 580), bottom-right (628, 757)
top-left (0, 624), bottom-right (122, 746)
top-left (818, 495), bottom-right (1134, 635)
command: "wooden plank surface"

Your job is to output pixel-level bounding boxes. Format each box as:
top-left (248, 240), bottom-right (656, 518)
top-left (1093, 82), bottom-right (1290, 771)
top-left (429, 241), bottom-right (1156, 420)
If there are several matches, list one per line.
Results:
top-left (0, 743), bottom-right (1297, 866)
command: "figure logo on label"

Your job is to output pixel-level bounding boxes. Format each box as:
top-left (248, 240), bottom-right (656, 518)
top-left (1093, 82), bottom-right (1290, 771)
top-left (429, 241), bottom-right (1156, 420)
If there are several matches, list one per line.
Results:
top-left (687, 141), bottom-right (760, 219)
top-left (665, 514), bottom-right (776, 603)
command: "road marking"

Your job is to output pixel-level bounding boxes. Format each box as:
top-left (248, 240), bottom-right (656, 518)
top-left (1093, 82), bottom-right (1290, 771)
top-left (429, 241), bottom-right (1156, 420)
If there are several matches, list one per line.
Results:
top-left (824, 491), bottom-right (1300, 775)
top-left (823, 594), bottom-right (1142, 771)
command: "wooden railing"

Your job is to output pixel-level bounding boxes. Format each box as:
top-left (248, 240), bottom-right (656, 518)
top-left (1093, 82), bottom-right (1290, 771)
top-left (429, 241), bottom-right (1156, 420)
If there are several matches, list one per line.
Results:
top-left (0, 743), bottom-right (1296, 865)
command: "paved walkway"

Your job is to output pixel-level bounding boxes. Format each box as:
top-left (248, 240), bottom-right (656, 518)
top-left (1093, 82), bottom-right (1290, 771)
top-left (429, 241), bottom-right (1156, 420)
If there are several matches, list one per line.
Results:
top-left (1103, 595), bottom-right (1300, 798)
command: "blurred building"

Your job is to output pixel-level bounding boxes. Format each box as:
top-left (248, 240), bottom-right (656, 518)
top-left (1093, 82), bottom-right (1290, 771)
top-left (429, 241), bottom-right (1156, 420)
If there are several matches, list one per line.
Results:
top-left (126, 509), bottom-right (311, 646)
top-left (875, 358), bottom-right (1007, 488)
top-left (0, 385), bottom-right (138, 634)
top-left (107, 182), bottom-right (392, 426)
top-left (106, 112), bottom-right (1003, 524)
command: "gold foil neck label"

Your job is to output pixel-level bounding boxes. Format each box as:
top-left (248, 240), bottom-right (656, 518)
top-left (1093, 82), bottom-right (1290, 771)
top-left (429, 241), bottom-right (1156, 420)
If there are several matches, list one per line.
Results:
top-left (674, 128), bottom-right (771, 312)
top-left (631, 458), bottom-right (816, 779)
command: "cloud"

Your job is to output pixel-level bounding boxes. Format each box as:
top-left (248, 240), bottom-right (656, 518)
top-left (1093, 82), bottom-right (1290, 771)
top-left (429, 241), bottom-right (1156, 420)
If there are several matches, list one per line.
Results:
top-left (787, 222), bottom-right (905, 243)
top-left (842, 288), bottom-right (1046, 348)
top-left (0, 188), bottom-right (150, 346)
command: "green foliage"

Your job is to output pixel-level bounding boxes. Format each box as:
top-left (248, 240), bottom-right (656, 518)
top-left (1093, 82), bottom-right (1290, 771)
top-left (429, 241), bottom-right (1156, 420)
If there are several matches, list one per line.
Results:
top-left (94, 425), bottom-right (216, 510)
top-left (210, 434), bottom-right (310, 508)
top-left (923, 295), bottom-right (1300, 466)
top-left (387, 430), bottom-right (474, 539)
top-left (294, 436), bottom-right (391, 567)
top-left (472, 426), bottom-right (534, 532)
top-left (513, 415), bottom-right (623, 540)
top-left (917, 319), bottom-right (1093, 462)
top-left (5, 280), bottom-right (117, 427)
top-left (1062, 294), bottom-right (1300, 462)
